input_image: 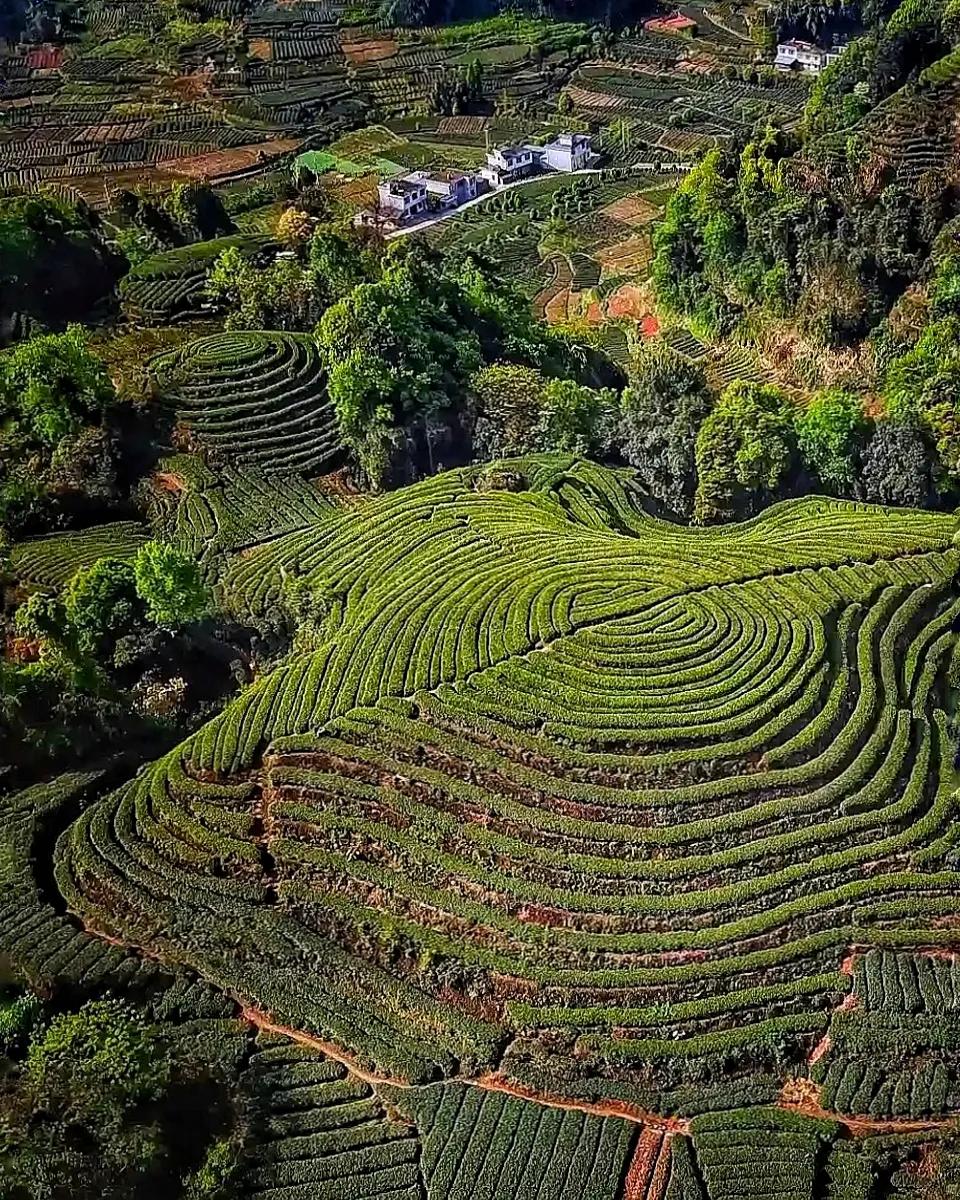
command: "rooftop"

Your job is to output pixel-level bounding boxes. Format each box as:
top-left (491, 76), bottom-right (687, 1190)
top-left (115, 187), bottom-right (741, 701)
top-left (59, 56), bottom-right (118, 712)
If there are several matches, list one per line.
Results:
top-left (494, 144), bottom-right (531, 160)
top-left (385, 178), bottom-right (427, 196)
top-left (547, 132), bottom-right (590, 148)
top-left (421, 168), bottom-right (472, 183)
top-left (26, 46), bottom-right (63, 70)
top-left (779, 38), bottom-right (822, 52)
top-left (644, 14), bottom-right (698, 31)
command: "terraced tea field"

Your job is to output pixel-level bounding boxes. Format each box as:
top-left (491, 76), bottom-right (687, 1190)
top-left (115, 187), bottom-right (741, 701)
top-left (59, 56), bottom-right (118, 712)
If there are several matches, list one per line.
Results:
top-left (6, 3), bottom-right (960, 1192)
top-left (36, 457), bottom-right (960, 1196)
top-left (150, 331), bottom-right (342, 476)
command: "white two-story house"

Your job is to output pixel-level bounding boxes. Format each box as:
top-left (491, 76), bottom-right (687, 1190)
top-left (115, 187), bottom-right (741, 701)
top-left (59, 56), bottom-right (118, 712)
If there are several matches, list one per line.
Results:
top-left (481, 145), bottom-right (537, 188)
top-left (540, 132), bottom-right (593, 173)
top-left (418, 169), bottom-right (480, 209)
top-left (377, 175), bottom-right (429, 221)
top-left (774, 38), bottom-right (841, 75)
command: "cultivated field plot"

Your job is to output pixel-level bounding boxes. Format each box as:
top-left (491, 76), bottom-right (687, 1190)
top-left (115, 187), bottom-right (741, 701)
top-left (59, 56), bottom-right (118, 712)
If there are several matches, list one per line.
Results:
top-left (150, 331), bottom-right (342, 477)
top-left (53, 456), bottom-right (960, 1186)
top-left (11, 522), bottom-right (149, 588)
top-left (422, 172), bottom-right (666, 318)
top-left (570, 63), bottom-right (809, 162)
top-left (0, 0), bottom-right (809, 199)
top-left (119, 235), bottom-right (273, 325)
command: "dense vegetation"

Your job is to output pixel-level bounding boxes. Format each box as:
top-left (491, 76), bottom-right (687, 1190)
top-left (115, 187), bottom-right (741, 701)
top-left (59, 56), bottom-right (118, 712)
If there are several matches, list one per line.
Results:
top-left (4, 0), bottom-right (960, 1195)
top-left (652, 0), bottom-right (960, 506)
top-left (0, 196), bottom-right (122, 343)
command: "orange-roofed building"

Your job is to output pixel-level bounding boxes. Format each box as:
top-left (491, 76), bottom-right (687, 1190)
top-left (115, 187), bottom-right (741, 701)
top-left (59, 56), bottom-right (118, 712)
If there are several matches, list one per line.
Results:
top-left (643, 13), bottom-right (698, 37)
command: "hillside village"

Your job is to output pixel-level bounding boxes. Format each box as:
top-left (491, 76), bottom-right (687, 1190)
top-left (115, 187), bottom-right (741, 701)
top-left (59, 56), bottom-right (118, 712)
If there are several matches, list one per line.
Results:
top-left (368, 130), bottom-right (597, 229)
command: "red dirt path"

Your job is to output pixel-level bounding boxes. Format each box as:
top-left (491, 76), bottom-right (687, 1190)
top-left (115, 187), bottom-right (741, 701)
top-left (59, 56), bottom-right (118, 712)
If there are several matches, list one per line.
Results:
top-left (623, 1127), bottom-right (672, 1200)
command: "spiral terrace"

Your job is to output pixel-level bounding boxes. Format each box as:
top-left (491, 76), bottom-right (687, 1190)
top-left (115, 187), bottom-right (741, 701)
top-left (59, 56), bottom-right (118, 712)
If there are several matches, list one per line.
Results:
top-left (53, 459), bottom-right (960, 1111)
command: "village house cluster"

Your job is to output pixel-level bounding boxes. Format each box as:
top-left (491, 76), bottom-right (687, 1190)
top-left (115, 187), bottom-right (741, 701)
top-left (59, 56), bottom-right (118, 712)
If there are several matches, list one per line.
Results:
top-left (773, 37), bottom-right (845, 75)
top-left (640, 7), bottom-right (846, 78)
top-left (366, 131), bottom-right (595, 229)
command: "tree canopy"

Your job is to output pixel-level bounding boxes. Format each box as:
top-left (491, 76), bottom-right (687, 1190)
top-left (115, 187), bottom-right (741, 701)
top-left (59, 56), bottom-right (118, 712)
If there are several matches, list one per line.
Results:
top-left (0, 328), bottom-right (118, 533)
top-left (694, 381), bottom-right (797, 524)
top-left (619, 342), bottom-right (712, 518)
top-left (0, 196), bottom-right (122, 343)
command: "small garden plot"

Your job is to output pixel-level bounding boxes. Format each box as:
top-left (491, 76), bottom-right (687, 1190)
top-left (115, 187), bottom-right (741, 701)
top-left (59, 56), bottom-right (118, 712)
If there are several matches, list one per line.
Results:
top-left (598, 322), bottom-right (631, 366)
top-left (342, 35), bottom-right (397, 64)
top-left (437, 115), bottom-right (490, 136)
top-left (565, 84), bottom-right (630, 112)
top-left (711, 344), bottom-right (766, 387)
top-left (595, 233), bottom-right (654, 277)
top-left (568, 211), bottom-right (635, 251)
top-left (12, 522), bottom-right (149, 589)
top-left (569, 252), bottom-right (601, 292)
top-left (324, 173), bottom-right (380, 208)
top-left (601, 191), bottom-right (662, 227)
top-left (657, 127), bottom-right (717, 154)
top-left (247, 37), bottom-right (272, 60)
top-left (605, 282), bottom-right (656, 323)
top-left (452, 42), bottom-right (529, 67)
top-left (232, 201), bottom-right (285, 235)
top-left (532, 255), bottom-right (573, 320)
top-left (327, 124), bottom-right (406, 162)
top-left (662, 324), bottom-right (710, 358)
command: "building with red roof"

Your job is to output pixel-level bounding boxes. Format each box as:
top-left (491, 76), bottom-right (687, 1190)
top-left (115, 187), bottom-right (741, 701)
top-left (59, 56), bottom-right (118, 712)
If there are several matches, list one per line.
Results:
top-left (643, 13), bottom-right (698, 37)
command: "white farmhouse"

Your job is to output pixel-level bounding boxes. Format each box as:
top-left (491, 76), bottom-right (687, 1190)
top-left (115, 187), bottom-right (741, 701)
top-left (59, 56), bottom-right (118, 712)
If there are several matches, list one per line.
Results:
top-left (481, 145), bottom-right (537, 188)
top-left (417, 169), bottom-right (480, 208)
top-left (377, 175), bottom-right (428, 220)
top-left (774, 38), bottom-right (840, 75)
top-left (540, 132), bottom-right (593, 173)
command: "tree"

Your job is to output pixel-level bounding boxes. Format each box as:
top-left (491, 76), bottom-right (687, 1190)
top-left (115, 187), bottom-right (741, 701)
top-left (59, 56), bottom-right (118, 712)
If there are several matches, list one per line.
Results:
top-left (14, 592), bottom-right (72, 659)
top-left (618, 343), bottom-right (712, 518)
top-left (316, 251), bottom-right (483, 484)
top-left (207, 247), bottom-right (322, 332)
top-left (0, 329), bottom-right (118, 533)
top-left (25, 999), bottom-right (170, 1118)
top-left (0, 1000), bottom-right (174, 1198)
top-left (651, 149), bottom-right (743, 336)
top-left (471, 363), bottom-right (616, 460)
top-left (64, 557), bottom-right (143, 659)
top-left (856, 417), bottom-right (938, 508)
top-left (535, 378), bottom-right (618, 456)
top-left (795, 387), bottom-right (870, 493)
top-left (0, 327), bottom-right (114, 448)
top-left (883, 317), bottom-right (960, 483)
top-left (276, 207), bottom-right (314, 249)
top-left (0, 195), bottom-right (122, 340)
top-left (183, 1138), bottom-right (242, 1200)
top-left (308, 228), bottom-right (379, 300)
top-left (16, 544), bottom-right (205, 678)
top-left (162, 182), bottom-right (233, 243)
top-left (133, 542), bottom-right (208, 628)
top-left (472, 363), bottom-right (547, 459)
top-left (694, 381), bottom-right (797, 523)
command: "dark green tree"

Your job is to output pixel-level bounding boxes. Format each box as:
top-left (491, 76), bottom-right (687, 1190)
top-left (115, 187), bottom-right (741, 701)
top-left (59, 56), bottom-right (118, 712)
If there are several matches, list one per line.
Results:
top-left (856, 417), bottom-right (939, 508)
top-left (0, 999), bottom-right (173, 1199)
top-left (0, 329), bottom-right (117, 532)
top-left (795, 387), bottom-right (870, 493)
top-left (133, 542), bottom-right (208, 629)
top-left (694, 381), bottom-right (797, 523)
top-left (0, 195), bottom-right (122, 341)
top-left (618, 343), bottom-right (712, 518)
top-left (316, 251), bottom-right (483, 483)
